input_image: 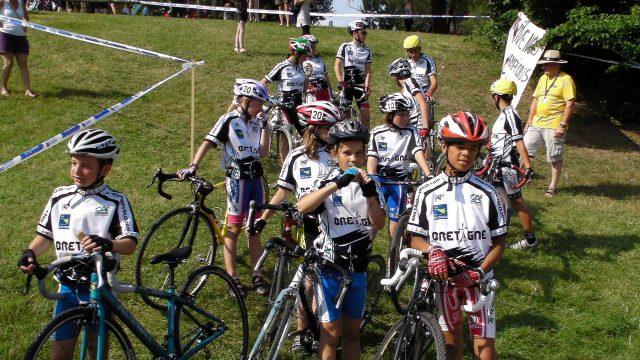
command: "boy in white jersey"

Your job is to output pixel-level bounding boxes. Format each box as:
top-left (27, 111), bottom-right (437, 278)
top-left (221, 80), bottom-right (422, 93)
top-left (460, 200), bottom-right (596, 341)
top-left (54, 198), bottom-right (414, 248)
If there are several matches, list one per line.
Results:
top-left (298, 120), bottom-right (386, 360)
top-left (388, 58), bottom-right (431, 136)
top-left (18, 128), bottom-right (139, 357)
top-left (489, 79), bottom-right (536, 250)
top-left (335, 20), bottom-right (373, 129)
top-left (301, 34), bottom-right (334, 103)
top-left (408, 112), bottom-right (508, 360)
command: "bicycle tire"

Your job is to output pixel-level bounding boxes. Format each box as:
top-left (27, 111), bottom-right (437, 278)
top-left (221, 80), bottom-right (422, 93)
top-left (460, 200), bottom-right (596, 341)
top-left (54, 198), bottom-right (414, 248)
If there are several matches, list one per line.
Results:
top-left (434, 152), bottom-right (447, 175)
top-left (376, 311), bottom-right (446, 360)
top-left (135, 207), bottom-right (217, 310)
top-left (269, 248), bottom-right (292, 304)
top-left (389, 213), bottom-right (420, 314)
top-left (175, 265), bottom-right (249, 359)
top-left (249, 292), bottom-right (296, 360)
top-left (269, 125), bottom-right (294, 164)
top-left (24, 307), bottom-right (136, 360)
top-left (361, 254), bottom-right (385, 332)
top-left (267, 296), bottom-right (296, 359)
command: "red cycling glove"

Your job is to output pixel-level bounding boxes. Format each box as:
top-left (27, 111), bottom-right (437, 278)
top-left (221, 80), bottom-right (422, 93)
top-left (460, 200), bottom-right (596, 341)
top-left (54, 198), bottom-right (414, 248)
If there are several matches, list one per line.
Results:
top-left (427, 246), bottom-right (452, 279)
top-left (419, 128), bottom-right (429, 137)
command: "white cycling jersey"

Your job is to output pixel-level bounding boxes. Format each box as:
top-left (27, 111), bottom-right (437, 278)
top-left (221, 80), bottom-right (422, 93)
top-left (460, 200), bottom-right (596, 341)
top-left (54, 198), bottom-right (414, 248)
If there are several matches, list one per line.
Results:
top-left (206, 110), bottom-right (263, 178)
top-left (37, 184), bottom-right (139, 259)
top-left (400, 78), bottom-right (425, 127)
top-left (301, 167), bottom-right (386, 272)
top-left (336, 41), bottom-right (372, 84)
top-left (278, 145), bottom-right (335, 199)
top-left (408, 53), bottom-right (437, 92)
top-left (303, 55), bottom-right (329, 82)
top-left (407, 172), bottom-right (508, 279)
top-left (368, 124), bottom-right (423, 179)
top-left (264, 59), bottom-right (306, 95)
top-left (490, 105), bottom-right (524, 164)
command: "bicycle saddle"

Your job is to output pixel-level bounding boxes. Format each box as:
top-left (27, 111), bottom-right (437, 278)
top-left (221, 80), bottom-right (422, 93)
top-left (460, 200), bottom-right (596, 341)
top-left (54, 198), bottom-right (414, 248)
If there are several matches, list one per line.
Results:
top-left (150, 246), bottom-right (193, 265)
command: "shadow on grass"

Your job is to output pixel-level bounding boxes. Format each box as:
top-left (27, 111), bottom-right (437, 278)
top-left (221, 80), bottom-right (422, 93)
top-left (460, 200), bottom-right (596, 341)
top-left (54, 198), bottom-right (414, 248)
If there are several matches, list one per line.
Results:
top-left (562, 183), bottom-right (640, 200)
top-left (500, 311), bottom-right (558, 333)
top-left (48, 87), bottom-right (130, 99)
top-left (565, 102), bottom-right (640, 152)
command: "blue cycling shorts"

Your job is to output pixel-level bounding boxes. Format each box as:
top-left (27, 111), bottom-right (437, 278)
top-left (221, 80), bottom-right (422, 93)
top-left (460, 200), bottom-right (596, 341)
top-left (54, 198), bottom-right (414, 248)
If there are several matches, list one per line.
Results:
top-left (52, 283), bottom-right (91, 341)
top-left (380, 182), bottom-right (407, 222)
top-left (315, 269), bottom-right (366, 323)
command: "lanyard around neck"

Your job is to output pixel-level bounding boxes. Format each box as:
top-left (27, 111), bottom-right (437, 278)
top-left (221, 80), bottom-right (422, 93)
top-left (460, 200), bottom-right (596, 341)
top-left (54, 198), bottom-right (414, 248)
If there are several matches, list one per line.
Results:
top-left (543, 75), bottom-right (559, 99)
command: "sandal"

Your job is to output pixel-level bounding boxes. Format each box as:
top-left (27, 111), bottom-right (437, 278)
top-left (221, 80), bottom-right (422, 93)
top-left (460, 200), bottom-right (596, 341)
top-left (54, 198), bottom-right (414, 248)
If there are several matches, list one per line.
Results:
top-left (544, 188), bottom-right (557, 197)
top-left (0, 88), bottom-right (9, 96)
top-left (252, 275), bottom-right (269, 297)
top-left (231, 277), bottom-right (246, 299)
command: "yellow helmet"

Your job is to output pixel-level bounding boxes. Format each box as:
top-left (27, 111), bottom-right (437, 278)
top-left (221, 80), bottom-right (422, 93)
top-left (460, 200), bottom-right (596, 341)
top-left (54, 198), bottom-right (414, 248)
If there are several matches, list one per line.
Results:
top-left (490, 79), bottom-right (517, 96)
top-left (403, 35), bottom-right (422, 49)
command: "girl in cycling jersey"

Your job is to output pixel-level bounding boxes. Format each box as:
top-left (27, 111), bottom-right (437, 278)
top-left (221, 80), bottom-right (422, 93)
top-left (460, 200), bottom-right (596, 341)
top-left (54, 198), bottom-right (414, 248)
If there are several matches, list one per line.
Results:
top-left (301, 34), bottom-right (334, 103)
top-left (367, 93), bottom-right (431, 239)
top-left (261, 37), bottom-right (311, 137)
top-left (178, 79), bottom-right (271, 298)
top-left (252, 100), bottom-right (341, 354)
top-left (388, 58), bottom-right (432, 139)
top-left (297, 120), bottom-right (386, 360)
top-left (407, 112), bottom-right (508, 360)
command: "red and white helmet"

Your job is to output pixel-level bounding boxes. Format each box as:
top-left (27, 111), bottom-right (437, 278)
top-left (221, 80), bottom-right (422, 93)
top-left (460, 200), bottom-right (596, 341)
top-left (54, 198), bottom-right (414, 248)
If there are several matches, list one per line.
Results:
top-left (297, 101), bottom-right (342, 126)
top-left (438, 111), bottom-right (489, 145)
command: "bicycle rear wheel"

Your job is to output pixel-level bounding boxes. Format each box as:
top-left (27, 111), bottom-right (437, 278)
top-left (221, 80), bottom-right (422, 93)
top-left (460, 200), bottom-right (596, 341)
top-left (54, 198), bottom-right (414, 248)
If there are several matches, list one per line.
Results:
top-left (389, 213), bottom-right (420, 314)
top-left (361, 254), bottom-right (385, 332)
top-left (175, 265), bottom-right (249, 359)
top-left (24, 307), bottom-right (135, 360)
top-left (376, 312), bottom-right (446, 360)
top-left (135, 207), bottom-right (217, 310)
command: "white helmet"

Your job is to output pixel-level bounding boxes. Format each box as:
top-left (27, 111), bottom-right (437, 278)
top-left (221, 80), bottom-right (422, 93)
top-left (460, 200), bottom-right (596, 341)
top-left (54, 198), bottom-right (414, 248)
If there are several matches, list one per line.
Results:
top-left (233, 79), bottom-right (271, 102)
top-left (347, 20), bottom-right (367, 33)
top-left (67, 128), bottom-right (120, 161)
top-left (379, 92), bottom-right (413, 113)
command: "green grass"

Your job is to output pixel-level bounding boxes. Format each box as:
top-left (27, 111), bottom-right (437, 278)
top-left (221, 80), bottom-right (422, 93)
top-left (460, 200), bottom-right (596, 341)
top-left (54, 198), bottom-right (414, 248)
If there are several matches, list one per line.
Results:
top-left (1, 12), bottom-right (640, 359)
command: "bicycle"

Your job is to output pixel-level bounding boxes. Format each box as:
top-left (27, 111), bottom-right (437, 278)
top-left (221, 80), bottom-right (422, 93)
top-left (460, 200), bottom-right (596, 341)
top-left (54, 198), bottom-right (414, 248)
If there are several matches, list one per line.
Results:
top-left (247, 236), bottom-right (351, 359)
top-left (332, 85), bottom-right (364, 122)
top-left (377, 248), bottom-right (500, 360)
top-left (265, 97), bottom-right (303, 167)
top-left (25, 249), bottom-right (249, 359)
top-left (135, 169), bottom-right (227, 310)
top-left (379, 179), bottom-right (424, 314)
top-left (247, 200), bottom-right (385, 332)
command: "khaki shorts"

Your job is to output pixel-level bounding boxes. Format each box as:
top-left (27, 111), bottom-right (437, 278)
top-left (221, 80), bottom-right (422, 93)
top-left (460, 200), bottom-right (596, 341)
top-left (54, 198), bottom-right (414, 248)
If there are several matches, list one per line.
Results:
top-left (524, 126), bottom-right (565, 163)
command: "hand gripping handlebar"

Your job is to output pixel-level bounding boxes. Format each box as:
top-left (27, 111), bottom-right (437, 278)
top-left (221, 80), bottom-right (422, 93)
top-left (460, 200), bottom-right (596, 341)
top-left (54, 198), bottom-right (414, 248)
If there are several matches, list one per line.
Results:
top-left (380, 247), bottom-right (424, 291)
top-left (461, 278), bottom-right (500, 313)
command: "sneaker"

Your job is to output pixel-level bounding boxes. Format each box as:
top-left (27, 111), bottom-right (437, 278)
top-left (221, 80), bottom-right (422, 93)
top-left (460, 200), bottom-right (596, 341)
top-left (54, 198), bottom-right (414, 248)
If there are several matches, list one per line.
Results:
top-left (291, 334), bottom-right (306, 354)
top-left (510, 239), bottom-right (538, 250)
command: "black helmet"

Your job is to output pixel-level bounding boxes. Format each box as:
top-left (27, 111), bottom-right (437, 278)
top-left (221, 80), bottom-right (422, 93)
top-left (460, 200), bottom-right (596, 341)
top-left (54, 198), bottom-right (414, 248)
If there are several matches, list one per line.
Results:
top-left (328, 120), bottom-right (369, 145)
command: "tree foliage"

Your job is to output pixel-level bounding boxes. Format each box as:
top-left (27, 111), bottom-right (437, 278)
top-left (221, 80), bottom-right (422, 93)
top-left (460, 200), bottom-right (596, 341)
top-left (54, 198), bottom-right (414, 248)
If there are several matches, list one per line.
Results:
top-left (358, 0), bottom-right (472, 33)
top-left (310, 0), bottom-right (334, 25)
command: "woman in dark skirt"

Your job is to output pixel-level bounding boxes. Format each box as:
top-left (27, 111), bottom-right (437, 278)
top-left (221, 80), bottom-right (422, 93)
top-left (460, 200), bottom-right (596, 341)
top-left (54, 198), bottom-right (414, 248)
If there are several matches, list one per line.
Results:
top-left (0, 0), bottom-right (37, 97)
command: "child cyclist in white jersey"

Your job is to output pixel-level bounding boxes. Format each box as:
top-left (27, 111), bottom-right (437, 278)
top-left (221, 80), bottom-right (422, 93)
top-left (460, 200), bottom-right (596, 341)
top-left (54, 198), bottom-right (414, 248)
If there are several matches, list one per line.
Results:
top-left (367, 93), bottom-right (431, 239)
top-left (18, 128), bottom-right (139, 358)
top-left (301, 34), bottom-right (334, 103)
top-left (407, 112), bottom-right (508, 360)
top-left (388, 58), bottom-right (432, 138)
top-left (297, 120), bottom-right (386, 360)
top-left (178, 79), bottom-right (271, 298)
top-left (252, 100), bottom-right (341, 354)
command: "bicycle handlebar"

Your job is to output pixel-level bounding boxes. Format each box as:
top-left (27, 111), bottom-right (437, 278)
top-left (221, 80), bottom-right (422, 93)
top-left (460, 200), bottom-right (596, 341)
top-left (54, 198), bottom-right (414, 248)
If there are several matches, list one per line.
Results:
top-left (247, 200), bottom-right (299, 236)
top-left (148, 168), bottom-right (215, 201)
top-left (461, 279), bottom-right (500, 313)
top-left (381, 248), bottom-right (424, 289)
top-left (475, 156), bottom-right (528, 190)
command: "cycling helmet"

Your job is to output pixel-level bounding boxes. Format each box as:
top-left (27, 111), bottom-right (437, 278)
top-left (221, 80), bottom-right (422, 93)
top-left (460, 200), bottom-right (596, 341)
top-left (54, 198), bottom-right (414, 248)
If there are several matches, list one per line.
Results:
top-left (347, 20), bottom-right (367, 33)
top-left (301, 34), bottom-right (318, 45)
top-left (67, 128), bottom-right (120, 161)
top-left (233, 78), bottom-right (271, 102)
top-left (490, 78), bottom-right (517, 96)
top-left (289, 37), bottom-right (312, 55)
top-left (438, 111), bottom-right (489, 145)
top-left (328, 120), bottom-right (369, 145)
top-left (388, 58), bottom-right (412, 78)
top-left (379, 92), bottom-right (413, 113)
top-left (403, 35), bottom-right (422, 49)
top-left (297, 101), bottom-right (341, 127)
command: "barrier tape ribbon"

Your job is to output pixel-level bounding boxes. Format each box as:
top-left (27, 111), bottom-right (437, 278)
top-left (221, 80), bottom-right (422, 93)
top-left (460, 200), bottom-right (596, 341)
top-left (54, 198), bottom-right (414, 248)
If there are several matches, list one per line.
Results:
top-left (0, 63), bottom-right (202, 173)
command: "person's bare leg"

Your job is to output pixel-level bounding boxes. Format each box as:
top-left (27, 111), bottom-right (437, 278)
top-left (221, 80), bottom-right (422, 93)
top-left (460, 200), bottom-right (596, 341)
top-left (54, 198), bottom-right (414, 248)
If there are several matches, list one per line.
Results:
top-left (223, 223), bottom-right (241, 277)
top-left (473, 337), bottom-right (496, 360)
top-left (15, 53), bottom-right (35, 95)
top-left (340, 316), bottom-right (362, 359)
top-left (443, 326), bottom-right (464, 360)
top-left (549, 159), bottom-right (563, 191)
top-left (1, 53), bottom-right (15, 93)
top-left (319, 320), bottom-right (341, 360)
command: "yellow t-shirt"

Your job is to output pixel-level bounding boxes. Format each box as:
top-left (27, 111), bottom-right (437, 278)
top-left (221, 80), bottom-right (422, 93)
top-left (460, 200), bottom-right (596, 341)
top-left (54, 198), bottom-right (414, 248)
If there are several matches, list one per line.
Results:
top-left (532, 72), bottom-right (576, 128)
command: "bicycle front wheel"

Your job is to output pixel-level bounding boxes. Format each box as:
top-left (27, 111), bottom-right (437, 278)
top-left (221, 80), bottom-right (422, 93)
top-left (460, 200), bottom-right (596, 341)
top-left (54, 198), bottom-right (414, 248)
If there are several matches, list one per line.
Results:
top-left (175, 265), bottom-right (249, 359)
top-left (269, 247), bottom-right (293, 304)
top-left (250, 293), bottom-right (296, 360)
top-left (135, 207), bottom-right (217, 310)
top-left (362, 254), bottom-right (386, 332)
top-left (24, 307), bottom-right (135, 360)
top-left (376, 312), bottom-right (446, 360)
top-left (389, 213), bottom-right (420, 314)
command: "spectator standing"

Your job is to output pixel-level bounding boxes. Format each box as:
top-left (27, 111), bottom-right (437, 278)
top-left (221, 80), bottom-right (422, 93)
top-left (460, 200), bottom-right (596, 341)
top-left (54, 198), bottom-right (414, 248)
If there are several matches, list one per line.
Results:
top-left (524, 50), bottom-right (576, 197)
top-left (294, 0), bottom-right (311, 35)
top-left (0, 0), bottom-right (37, 97)
top-left (248, 0), bottom-right (259, 21)
top-left (275, 0), bottom-right (290, 26)
top-left (234, 0), bottom-right (248, 53)
top-left (404, 0), bottom-right (413, 32)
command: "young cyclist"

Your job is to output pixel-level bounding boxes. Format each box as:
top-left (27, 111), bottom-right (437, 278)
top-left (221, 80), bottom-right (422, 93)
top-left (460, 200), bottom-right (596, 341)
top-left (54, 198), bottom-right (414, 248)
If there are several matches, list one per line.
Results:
top-left (302, 34), bottom-right (334, 103)
top-left (403, 35), bottom-right (438, 101)
top-left (297, 120), bottom-right (386, 360)
top-left (367, 93), bottom-right (431, 239)
top-left (334, 20), bottom-right (373, 129)
top-left (18, 128), bottom-right (138, 357)
top-left (388, 58), bottom-right (432, 138)
top-left (407, 112), bottom-right (508, 360)
top-left (261, 37), bottom-right (311, 137)
top-left (489, 79), bottom-right (536, 250)
top-left (177, 79), bottom-right (271, 298)
top-left (252, 100), bottom-right (341, 354)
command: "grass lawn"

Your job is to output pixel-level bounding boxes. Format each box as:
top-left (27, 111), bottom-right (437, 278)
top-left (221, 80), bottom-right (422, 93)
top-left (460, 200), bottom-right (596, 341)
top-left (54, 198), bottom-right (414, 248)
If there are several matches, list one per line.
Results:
top-left (1, 12), bottom-right (639, 359)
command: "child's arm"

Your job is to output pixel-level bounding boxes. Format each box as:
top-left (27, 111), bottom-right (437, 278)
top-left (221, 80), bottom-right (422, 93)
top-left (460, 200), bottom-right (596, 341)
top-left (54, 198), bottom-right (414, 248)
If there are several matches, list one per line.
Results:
top-left (18, 235), bottom-right (53, 274)
top-left (81, 235), bottom-right (137, 255)
top-left (361, 172), bottom-right (386, 230)
top-left (413, 91), bottom-right (430, 130)
top-left (413, 149), bottom-right (432, 176)
top-left (364, 63), bottom-right (372, 95)
top-left (297, 182), bottom-right (339, 214)
top-left (367, 156), bottom-right (378, 174)
top-left (515, 139), bottom-right (532, 169)
top-left (478, 234), bottom-right (506, 274)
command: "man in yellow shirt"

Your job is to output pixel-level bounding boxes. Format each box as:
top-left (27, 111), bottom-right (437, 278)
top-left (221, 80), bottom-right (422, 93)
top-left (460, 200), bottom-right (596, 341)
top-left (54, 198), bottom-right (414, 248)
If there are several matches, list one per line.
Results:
top-left (524, 50), bottom-right (576, 197)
